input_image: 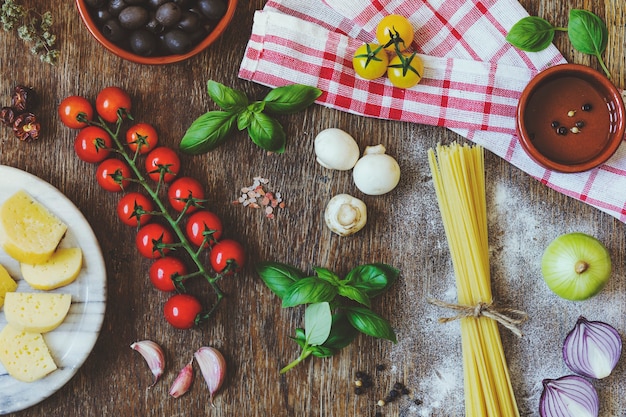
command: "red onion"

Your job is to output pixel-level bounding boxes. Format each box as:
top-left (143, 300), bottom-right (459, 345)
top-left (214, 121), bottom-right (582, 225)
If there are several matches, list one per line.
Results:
top-left (563, 316), bottom-right (622, 379)
top-left (539, 375), bottom-right (598, 417)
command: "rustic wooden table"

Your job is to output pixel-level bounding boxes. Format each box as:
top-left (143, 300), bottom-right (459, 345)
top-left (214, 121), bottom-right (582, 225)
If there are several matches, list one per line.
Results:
top-left (1, 0), bottom-right (625, 416)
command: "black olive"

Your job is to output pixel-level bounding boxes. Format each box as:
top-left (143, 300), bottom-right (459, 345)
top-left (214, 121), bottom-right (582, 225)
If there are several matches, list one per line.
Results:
top-left (124, 0), bottom-right (147, 4)
top-left (145, 12), bottom-right (165, 33)
top-left (163, 29), bottom-right (191, 54)
top-left (129, 29), bottom-right (158, 55)
top-left (173, 0), bottom-right (191, 8)
top-left (93, 7), bottom-right (113, 23)
top-left (107, 0), bottom-right (127, 16)
top-left (177, 10), bottom-right (200, 32)
top-left (101, 18), bottom-right (128, 42)
top-left (156, 2), bottom-right (182, 27)
top-left (85, 0), bottom-right (106, 7)
top-left (197, 0), bottom-right (226, 20)
top-left (118, 6), bottom-right (150, 29)
top-left (147, 0), bottom-right (168, 9)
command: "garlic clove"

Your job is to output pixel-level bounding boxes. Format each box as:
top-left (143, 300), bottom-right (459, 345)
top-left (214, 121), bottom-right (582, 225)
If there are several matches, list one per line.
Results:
top-left (194, 346), bottom-right (226, 406)
top-left (131, 340), bottom-right (165, 388)
top-left (353, 145), bottom-right (400, 195)
top-left (314, 128), bottom-right (360, 170)
top-left (169, 360), bottom-right (194, 398)
top-left (324, 194), bottom-right (367, 236)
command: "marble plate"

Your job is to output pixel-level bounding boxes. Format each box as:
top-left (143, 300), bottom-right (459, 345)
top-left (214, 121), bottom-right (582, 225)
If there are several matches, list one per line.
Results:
top-left (0, 165), bottom-right (107, 414)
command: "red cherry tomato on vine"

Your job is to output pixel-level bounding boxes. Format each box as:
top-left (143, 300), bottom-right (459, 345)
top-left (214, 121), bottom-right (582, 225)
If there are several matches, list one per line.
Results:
top-left (117, 192), bottom-right (154, 227)
top-left (145, 147), bottom-right (180, 183)
top-left (163, 294), bottom-right (202, 329)
top-left (126, 122), bottom-right (159, 154)
top-left (58, 95), bottom-right (93, 129)
top-left (168, 177), bottom-right (205, 213)
top-left (185, 210), bottom-right (223, 248)
top-left (149, 256), bottom-right (187, 292)
top-left (210, 239), bottom-right (245, 274)
top-left (96, 158), bottom-right (131, 192)
top-left (96, 86), bottom-right (132, 123)
top-left (136, 223), bottom-right (174, 259)
top-left (74, 126), bottom-right (112, 163)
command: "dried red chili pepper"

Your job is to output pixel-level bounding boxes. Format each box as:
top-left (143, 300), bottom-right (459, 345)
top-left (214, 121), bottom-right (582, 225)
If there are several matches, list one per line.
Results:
top-left (12, 112), bottom-right (40, 141)
top-left (0, 107), bottom-right (15, 126)
top-left (11, 86), bottom-right (36, 112)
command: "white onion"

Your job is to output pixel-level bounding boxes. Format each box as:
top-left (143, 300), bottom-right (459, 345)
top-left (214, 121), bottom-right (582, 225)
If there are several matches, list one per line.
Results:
top-left (563, 316), bottom-right (622, 379)
top-left (539, 375), bottom-right (598, 417)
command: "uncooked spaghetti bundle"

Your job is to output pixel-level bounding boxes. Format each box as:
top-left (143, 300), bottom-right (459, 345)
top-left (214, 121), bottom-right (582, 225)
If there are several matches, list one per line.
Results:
top-left (428, 143), bottom-right (520, 417)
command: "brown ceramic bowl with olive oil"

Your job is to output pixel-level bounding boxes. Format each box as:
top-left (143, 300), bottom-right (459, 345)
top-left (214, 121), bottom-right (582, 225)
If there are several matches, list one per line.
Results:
top-left (76, 0), bottom-right (237, 65)
top-left (516, 63), bottom-right (625, 173)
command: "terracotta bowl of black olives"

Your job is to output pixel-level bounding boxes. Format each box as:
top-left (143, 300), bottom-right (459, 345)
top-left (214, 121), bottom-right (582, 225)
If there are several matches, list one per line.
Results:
top-left (76, 0), bottom-right (237, 65)
top-left (516, 63), bottom-right (625, 173)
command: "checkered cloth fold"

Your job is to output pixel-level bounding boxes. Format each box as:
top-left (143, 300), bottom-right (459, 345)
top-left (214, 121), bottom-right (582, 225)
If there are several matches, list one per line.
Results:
top-left (239, 0), bottom-right (626, 223)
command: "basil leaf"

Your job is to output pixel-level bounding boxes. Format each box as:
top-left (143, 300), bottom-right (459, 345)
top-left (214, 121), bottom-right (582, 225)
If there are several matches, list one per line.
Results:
top-left (314, 267), bottom-right (340, 286)
top-left (568, 9), bottom-right (608, 56)
top-left (310, 345), bottom-right (336, 358)
top-left (237, 109), bottom-right (252, 131)
top-left (506, 16), bottom-right (555, 52)
top-left (262, 84), bottom-right (322, 115)
top-left (282, 277), bottom-right (337, 308)
top-left (345, 263), bottom-right (399, 297)
top-left (337, 285), bottom-right (371, 307)
top-left (207, 80), bottom-right (248, 112)
top-left (305, 302), bottom-right (332, 346)
top-left (345, 306), bottom-right (397, 343)
top-left (256, 261), bottom-right (305, 299)
top-left (322, 312), bottom-right (358, 350)
top-left (290, 328), bottom-right (307, 349)
top-left (179, 111), bottom-right (236, 154)
top-left (247, 112), bottom-right (286, 153)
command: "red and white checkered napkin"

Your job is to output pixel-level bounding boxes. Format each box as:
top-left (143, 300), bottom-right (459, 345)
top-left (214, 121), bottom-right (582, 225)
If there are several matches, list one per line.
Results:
top-left (239, 0), bottom-right (626, 223)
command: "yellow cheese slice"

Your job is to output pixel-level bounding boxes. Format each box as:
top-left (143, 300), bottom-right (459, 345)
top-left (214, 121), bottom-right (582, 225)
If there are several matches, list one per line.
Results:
top-left (4, 292), bottom-right (71, 333)
top-left (21, 247), bottom-right (83, 290)
top-left (0, 324), bottom-right (57, 382)
top-left (0, 190), bottom-right (67, 264)
top-left (0, 263), bottom-right (17, 308)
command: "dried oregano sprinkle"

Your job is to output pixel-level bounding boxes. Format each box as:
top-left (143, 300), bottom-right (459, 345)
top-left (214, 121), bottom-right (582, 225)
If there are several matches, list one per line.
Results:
top-left (1, 0), bottom-right (59, 64)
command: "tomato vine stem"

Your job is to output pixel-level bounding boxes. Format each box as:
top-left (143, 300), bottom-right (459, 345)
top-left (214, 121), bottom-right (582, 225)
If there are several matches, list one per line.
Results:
top-left (92, 114), bottom-right (226, 320)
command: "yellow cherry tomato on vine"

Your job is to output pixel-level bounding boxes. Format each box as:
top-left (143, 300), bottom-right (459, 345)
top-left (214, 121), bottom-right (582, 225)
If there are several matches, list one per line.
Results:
top-left (376, 14), bottom-right (415, 51)
top-left (352, 43), bottom-right (389, 80)
top-left (387, 52), bottom-right (424, 89)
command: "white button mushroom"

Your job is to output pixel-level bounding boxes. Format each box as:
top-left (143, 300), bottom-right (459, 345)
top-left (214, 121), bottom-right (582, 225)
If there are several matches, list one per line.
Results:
top-left (314, 128), bottom-right (360, 171)
top-left (324, 194), bottom-right (367, 236)
top-left (352, 145), bottom-right (400, 195)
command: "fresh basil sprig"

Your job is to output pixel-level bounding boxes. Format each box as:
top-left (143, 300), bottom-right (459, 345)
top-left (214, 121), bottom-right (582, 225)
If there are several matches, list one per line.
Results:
top-left (256, 261), bottom-right (399, 373)
top-left (179, 81), bottom-right (322, 154)
top-left (506, 9), bottom-right (610, 78)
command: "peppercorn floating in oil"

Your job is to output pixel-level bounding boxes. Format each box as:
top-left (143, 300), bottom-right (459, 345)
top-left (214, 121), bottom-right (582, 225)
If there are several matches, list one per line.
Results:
top-left (0, 86), bottom-right (40, 142)
top-left (524, 76), bottom-right (615, 165)
top-left (85, 0), bottom-right (229, 57)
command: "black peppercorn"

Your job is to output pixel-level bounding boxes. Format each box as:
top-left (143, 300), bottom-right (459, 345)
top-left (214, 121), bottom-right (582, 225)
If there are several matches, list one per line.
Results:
top-left (550, 120), bottom-right (559, 128)
top-left (557, 126), bottom-right (567, 135)
top-left (354, 387), bottom-right (364, 395)
top-left (576, 121), bottom-right (585, 128)
top-left (582, 103), bottom-right (592, 111)
top-left (388, 389), bottom-right (399, 399)
top-left (393, 382), bottom-right (405, 391)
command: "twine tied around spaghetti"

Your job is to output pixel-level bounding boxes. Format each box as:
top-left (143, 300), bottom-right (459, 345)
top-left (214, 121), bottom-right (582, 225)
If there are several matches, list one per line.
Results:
top-left (427, 298), bottom-right (529, 337)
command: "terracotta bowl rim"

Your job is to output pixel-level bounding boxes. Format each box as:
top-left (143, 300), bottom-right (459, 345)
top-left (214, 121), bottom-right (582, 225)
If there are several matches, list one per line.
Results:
top-left (75, 0), bottom-right (238, 65)
top-left (516, 63), bottom-right (625, 173)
